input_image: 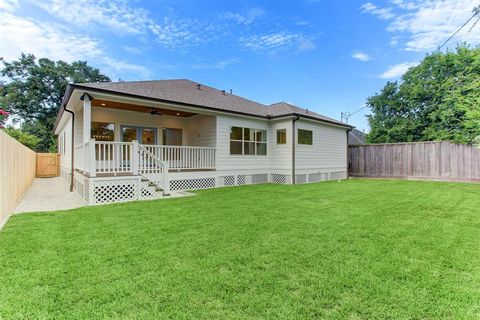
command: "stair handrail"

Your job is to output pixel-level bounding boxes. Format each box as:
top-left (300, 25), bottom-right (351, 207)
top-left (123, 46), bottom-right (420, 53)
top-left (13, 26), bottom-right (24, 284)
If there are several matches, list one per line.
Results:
top-left (136, 142), bottom-right (170, 195)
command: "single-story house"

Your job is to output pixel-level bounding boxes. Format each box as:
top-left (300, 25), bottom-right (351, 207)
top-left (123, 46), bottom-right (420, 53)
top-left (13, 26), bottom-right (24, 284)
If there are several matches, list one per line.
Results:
top-left (53, 79), bottom-right (353, 204)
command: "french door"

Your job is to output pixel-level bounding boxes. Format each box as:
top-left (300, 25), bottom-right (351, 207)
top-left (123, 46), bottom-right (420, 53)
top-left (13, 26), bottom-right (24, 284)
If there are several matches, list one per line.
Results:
top-left (121, 125), bottom-right (157, 145)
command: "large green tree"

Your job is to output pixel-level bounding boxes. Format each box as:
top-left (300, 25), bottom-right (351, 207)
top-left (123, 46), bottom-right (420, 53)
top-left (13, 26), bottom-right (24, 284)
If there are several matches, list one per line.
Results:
top-left (367, 46), bottom-right (480, 144)
top-left (0, 53), bottom-right (110, 152)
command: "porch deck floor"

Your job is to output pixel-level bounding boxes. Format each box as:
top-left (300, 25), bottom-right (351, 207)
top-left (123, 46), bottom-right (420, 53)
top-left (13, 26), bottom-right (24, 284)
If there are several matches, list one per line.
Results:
top-left (14, 178), bottom-right (87, 214)
top-left (80, 168), bottom-right (216, 178)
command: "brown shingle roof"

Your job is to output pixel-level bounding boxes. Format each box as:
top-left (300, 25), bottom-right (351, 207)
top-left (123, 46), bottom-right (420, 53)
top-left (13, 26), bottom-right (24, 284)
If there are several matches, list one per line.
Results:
top-left (268, 102), bottom-right (346, 125)
top-left (58, 79), bottom-right (351, 130)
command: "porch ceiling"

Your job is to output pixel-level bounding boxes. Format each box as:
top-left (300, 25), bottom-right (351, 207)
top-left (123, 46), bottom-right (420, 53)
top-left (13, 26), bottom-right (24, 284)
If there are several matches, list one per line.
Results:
top-left (92, 99), bottom-right (197, 117)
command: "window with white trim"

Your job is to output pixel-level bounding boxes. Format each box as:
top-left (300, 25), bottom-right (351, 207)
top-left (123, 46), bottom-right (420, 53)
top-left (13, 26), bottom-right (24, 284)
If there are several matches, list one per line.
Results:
top-left (230, 127), bottom-right (267, 155)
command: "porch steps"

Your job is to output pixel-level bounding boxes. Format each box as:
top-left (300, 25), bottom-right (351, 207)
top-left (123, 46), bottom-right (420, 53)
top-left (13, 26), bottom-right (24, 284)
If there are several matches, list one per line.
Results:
top-left (140, 179), bottom-right (165, 199)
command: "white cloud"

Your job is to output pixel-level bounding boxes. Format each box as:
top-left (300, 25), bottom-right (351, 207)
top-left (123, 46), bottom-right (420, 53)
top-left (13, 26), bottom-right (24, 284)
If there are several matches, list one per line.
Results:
top-left (221, 8), bottom-right (264, 25)
top-left (361, 2), bottom-right (395, 20)
top-left (379, 61), bottom-right (419, 79)
top-left (390, 0), bottom-right (419, 10)
top-left (240, 32), bottom-right (308, 51)
top-left (0, 0), bottom-right (19, 12)
top-left (388, 0), bottom-right (480, 51)
top-left (362, 0), bottom-right (480, 52)
top-left (352, 51), bottom-right (371, 61)
top-left (33, 0), bottom-right (212, 49)
top-left (32, 0), bottom-right (151, 34)
top-left (0, 12), bottom-right (149, 79)
top-left (149, 17), bottom-right (212, 49)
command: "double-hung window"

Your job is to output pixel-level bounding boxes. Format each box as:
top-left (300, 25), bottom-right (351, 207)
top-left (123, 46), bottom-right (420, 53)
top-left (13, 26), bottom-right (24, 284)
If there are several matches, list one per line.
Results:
top-left (230, 127), bottom-right (267, 155)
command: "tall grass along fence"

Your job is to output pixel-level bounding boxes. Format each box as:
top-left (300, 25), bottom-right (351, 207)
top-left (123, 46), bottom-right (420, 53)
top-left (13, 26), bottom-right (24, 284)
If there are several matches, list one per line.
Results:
top-left (0, 130), bottom-right (36, 229)
top-left (348, 141), bottom-right (480, 182)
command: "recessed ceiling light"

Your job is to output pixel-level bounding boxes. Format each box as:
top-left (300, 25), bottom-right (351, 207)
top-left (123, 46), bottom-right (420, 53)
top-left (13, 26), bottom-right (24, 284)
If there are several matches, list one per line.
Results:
top-left (100, 103), bottom-right (106, 106)
top-left (176, 112), bottom-right (181, 116)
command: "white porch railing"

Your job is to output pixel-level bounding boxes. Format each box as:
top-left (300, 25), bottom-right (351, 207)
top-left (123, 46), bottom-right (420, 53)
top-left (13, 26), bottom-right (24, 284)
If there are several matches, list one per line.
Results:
top-left (75, 139), bottom-right (216, 176)
top-left (94, 141), bottom-right (132, 175)
top-left (144, 145), bottom-right (216, 170)
top-left (137, 144), bottom-right (170, 195)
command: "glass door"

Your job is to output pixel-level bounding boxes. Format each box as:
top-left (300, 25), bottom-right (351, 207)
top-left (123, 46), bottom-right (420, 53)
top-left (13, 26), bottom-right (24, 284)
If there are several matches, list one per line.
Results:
top-left (121, 126), bottom-right (157, 144)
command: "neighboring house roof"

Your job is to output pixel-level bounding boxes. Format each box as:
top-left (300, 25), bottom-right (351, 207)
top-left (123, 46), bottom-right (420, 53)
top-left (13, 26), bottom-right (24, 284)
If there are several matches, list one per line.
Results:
top-left (57, 79), bottom-right (352, 131)
top-left (348, 128), bottom-right (366, 145)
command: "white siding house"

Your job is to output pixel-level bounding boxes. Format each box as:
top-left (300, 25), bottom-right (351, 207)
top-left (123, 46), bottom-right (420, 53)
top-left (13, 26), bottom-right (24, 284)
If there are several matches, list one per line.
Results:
top-left (53, 79), bottom-right (352, 204)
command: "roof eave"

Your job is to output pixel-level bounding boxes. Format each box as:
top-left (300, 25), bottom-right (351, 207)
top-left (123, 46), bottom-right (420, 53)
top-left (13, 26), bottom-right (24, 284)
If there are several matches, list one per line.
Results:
top-left (271, 113), bottom-right (353, 129)
top-left (52, 83), bottom-right (74, 133)
top-left (52, 83), bottom-right (352, 132)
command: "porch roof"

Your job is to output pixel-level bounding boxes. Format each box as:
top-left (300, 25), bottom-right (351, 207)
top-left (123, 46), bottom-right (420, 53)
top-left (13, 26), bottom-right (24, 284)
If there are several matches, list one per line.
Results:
top-left (55, 79), bottom-right (353, 132)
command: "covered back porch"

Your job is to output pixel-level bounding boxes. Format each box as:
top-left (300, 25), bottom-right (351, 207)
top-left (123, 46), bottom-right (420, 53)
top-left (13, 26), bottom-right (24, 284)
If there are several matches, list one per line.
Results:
top-left (73, 93), bottom-right (217, 193)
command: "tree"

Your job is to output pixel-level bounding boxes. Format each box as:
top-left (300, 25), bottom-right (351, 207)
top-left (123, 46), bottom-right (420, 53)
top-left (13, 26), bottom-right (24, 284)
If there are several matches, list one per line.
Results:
top-left (2, 128), bottom-right (41, 150)
top-left (0, 53), bottom-right (110, 152)
top-left (366, 45), bottom-right (480, 144)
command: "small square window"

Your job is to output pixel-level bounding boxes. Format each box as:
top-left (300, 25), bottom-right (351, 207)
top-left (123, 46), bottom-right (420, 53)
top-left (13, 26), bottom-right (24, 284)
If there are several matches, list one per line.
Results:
top-left (298, 129), bottom-right (313, 145)
top-left (277, 129), bottom-right (286, 144)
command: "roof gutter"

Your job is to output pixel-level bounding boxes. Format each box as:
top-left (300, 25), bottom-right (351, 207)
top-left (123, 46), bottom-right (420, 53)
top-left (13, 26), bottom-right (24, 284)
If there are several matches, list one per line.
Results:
top-left (291, 115), bottom-right (300, 185)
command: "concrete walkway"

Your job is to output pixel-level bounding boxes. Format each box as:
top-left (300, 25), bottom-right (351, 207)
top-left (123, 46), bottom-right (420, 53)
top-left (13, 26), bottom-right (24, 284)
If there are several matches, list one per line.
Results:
top-left (14, 177), bottom-right (87, 214)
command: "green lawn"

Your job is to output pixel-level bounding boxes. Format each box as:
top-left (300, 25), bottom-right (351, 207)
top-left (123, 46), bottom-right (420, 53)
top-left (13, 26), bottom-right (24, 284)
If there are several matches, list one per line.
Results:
top-left (1, 179), bottom-right (480, 319)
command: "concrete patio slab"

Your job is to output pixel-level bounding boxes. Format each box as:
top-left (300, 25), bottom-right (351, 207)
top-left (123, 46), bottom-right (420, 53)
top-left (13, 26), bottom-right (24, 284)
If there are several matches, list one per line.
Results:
top-left (14, 177), bottom-right (87, 214)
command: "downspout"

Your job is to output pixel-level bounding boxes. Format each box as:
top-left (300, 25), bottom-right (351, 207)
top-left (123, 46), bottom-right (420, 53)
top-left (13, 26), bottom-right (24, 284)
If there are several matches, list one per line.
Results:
top-left (291, 115), bottom-right (300, 184)
top-left (63, 103), bottom-right (75, 192)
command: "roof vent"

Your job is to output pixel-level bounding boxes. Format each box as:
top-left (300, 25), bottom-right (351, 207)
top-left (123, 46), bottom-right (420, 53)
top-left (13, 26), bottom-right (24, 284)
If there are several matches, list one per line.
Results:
top-left (230, 89), bottom-right (233, 94)
top-left (306, 108), bottom-right (309, 114)
top-left (196, 84), bottom-right (201, 90)
top-left (221, 90), bottom-right (226, 95)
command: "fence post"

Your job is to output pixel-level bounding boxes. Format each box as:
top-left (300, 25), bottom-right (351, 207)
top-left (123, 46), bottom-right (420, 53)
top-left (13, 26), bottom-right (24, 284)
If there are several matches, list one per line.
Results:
top-left (132, 140), bottom-right (139, 175)
top-left (89, 139), bottom-right (96, 177)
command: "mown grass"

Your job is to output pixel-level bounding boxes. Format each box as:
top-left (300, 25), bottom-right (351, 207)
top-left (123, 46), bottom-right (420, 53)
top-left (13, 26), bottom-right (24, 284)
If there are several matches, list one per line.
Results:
top-left (1, 179), bottom-right (480, 319)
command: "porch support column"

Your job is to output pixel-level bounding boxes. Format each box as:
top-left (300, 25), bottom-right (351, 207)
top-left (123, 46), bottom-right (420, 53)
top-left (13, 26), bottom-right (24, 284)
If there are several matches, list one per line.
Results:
top-left (80, 93), bottom-right (93, 144)
top-left (132, 140), bottom-right (139, 175)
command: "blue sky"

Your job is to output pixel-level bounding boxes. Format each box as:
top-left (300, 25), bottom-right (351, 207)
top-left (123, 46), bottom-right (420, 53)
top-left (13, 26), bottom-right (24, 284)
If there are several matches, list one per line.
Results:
top-left (0, 0), bottom-right (478, 131)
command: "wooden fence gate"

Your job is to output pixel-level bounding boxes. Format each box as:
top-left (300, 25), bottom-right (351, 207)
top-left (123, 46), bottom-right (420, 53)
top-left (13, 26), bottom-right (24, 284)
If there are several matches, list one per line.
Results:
top-left (36, 153), bottom-right (60, 178)
top-left (348, 141), bottom-right (480, 182)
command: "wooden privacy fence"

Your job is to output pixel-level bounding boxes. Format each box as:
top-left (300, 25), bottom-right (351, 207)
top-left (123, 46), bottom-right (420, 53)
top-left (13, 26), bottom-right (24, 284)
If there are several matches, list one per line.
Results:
top-left (348, 141), bottom-right (480, 182)
top-left (0, 130), bottom-right (36, 229)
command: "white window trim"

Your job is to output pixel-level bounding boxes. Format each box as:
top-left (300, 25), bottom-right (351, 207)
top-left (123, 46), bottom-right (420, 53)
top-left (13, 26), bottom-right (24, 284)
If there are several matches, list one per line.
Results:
top-left (230, 126), bottom-right (267, 156)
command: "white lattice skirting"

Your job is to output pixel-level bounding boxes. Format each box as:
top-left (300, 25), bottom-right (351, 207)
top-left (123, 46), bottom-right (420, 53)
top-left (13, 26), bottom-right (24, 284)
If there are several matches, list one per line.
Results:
top-left (72, 170), bottom-right (347, 205)
top-left (168, 171), bottom-right (347, 191)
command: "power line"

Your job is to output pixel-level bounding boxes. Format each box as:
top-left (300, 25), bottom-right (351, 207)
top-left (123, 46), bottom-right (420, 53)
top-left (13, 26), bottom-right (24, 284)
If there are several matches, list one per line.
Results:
top-left (340, 4), bottom-right (480, 124)
top-left (341, 105), bottom-right (368, 124)
top-left (434, 5), bottom-right (480, 53)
